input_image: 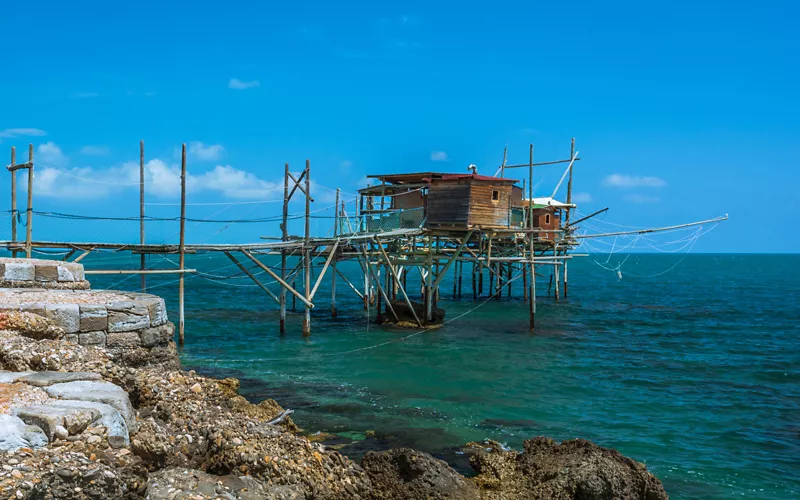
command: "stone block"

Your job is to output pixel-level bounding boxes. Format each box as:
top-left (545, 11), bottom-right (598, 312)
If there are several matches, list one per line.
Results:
top-left (19, 302), bottom-right (46, 317)
top-left (139, 323), bottom-right (173, 347)
top-left (46, 381), bottom-right (135, 431)
top-left (34, 264), bottom-right (59, 282)
top-left (64, 334), bottom-right (79, 344)
top-left (79, 330), bottom-right (107, 347)
top-left (5, 262), bottom-right (35, 281)
top-left (107, 301), bottom-right (150, 332)
top-left (147, 297), bottom-right (169, 326)
top-left (79, 304), bottom-right (108, 332)
top-left (17, 371), bottom-right (101, 387)
top-left (45, 303), bottom-right (80, 333)
top-left (57, 265), bottom-right (76, 282)
top-left (106, 331), bottom-right (142, 349)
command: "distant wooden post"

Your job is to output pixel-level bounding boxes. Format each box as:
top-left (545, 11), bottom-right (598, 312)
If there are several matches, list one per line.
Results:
top-left (472, 262), bottom-right (477, 299)
top-left (25, 144), bottom-right (33, 258)
top-left (528, 144), bottom-right (536, 331)
top-left (553, 243), bottom-right (560, 301)
top-left (564, 138), bottom-right (575, 298)
top-left (9, 146), bottom-right (16, 258)
top-left (302, 160), bottom-right (311, 337)
top-left (178, 144), bottom-right (187, 345)
top-left (280, 163), bottom-right (289, 333)
top-left (139, 140), bottom-right (146, 291)
top-left (331, 188), bottom-right (340, 318)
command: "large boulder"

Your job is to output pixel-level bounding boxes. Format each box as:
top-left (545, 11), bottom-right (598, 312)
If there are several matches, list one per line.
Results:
top-left (362, 448), bottom-right (480, 500)
top-left (467, 438), bottom-right (668, 500)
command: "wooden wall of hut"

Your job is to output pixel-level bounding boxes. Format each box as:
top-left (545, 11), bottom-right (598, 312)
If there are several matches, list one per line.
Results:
top-left (467, 181), bottom-right (513, 228)
top-left (426, 181), bottom-right (471, 227)
top-left (533, 207), bottom-right (561, 240)
top-left (392, 190), bottom-right (425, 210)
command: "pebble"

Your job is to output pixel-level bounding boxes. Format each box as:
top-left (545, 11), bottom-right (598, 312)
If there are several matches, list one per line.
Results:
top-left (10, 470), bottom-right (23, 479)
top-left (190, 383), bottom-right (202, 394)
top-left (86, 435), bottom-right (102, 445)
top-left (7, 459), bottom-right (18, 465)
top-left (54, 425), bottom-right (69, 440)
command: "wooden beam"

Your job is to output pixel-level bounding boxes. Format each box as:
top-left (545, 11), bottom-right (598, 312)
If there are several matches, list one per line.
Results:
top-left (309, 241), bottom-right (339, 300)
top-left (224, 251), bottom-right (280, 304)
top-left (432, 231), bottom-right (473, 289)
top-left (374, 236), bottom-right (422, 327)
top-left (242, 249), bottom-right (314, 309)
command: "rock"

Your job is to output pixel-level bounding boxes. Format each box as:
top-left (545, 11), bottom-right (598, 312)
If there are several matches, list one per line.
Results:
top-left (78, 330), bottom-right (107, 347)
top-left (16, 371), bottom-right (101, 387)
top-left (87, 435), bottom-right (102, 444)
top-left (79, 304), bottom-right (108, 332)
top-left (107, 301), bottom-right (150, 332)
top-left (54, 425), bottom-right (69, 440)
top-left (106, 330), bottom-right (142, 349)
top-left (46, 380), bottom-right (136, 431)
top-left (386, 299), bottom-right (446, 325)
top-left (44, 304), bottom-right (81, 333)
top-left (0, 372), bottom-right (34, 383)
top-left (362, 448), bottom-right (479, 500)
top-left (467, 437), bottom-right (669, 500)
top-left (47, 400), bottom-right (131, 446)
top-left (5, 262), bottom-right (35, 281)
top-left (190, 383), bottom-right (202, 394)
top-left (140, 324), bottom-right (172, 347)
top-left (34, 264), bottom-right (59, 282)
top-left (0, 414), bottom-right (48, 451)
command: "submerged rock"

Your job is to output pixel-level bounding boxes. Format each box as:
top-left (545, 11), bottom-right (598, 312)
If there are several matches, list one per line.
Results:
top-left (362, 448), bottom-right (480, 499)
top-left (466, 437), bottom-right (669, 500)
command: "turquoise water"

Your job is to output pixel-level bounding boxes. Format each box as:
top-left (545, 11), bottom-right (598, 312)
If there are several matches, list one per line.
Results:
top-left (86, 253), bottom-right (799, 499)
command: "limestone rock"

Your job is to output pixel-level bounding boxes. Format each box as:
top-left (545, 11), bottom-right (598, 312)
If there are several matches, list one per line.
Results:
top-left (107, 301), bottom-right (150, 332)
top-left (79, 304), bottom-right (108, 332)
top-left (44, 303), bottom-right (80, 333)
top-left (0, 414), bottom-right (48, 451)
top-left (48, 400), bottom-right (130, 445)
top-left (16, 371), bottom-right (101, 387)
top-left (46, 380), bottom-right (136, 432)
top-left (466, 437), bottom-right (669, 500)
top-left (4, 262), bottom-right (35, 281)
top-left (362, 448), bottom-right (480, 500)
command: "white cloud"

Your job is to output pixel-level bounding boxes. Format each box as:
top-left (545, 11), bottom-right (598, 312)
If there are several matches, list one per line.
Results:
top-left (36, 142), bottom-right (68, 167)
top-left (80, 145), bottom-right (109, 156)
top-left (188, 142), bottom-right (224, 162)
top-left (430, 151), bottom-right (448, 161)
top-left (0, 128), bottom-right (47, 141)
top-left (29, 159), bottom-right (283, 201)
top-left (571, 192), bottom-right (592, 203)
top-left (624, 194), bottom-right (661, 204)
top-left (603, 174), bottom-right (666, 188)
top-left (228, 78), bottom-right (260, 90)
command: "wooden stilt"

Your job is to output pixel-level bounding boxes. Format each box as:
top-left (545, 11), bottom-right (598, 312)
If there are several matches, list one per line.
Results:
top-left (280, 163), bottom-right (289, 333)
top-left (331, 189), bottom-right (340, 318)
top-left (25, 144), bottom-right (33, 259)
top-left (528, 143), bottom-right (536, 331)
top-left (178, 144), bottom-right (187, 345)
top-left (303, 160), bottom-right (311, 337)
top-left (458, 260), bottom-right (463, 298)
top-left (9, 146), bottom-right (17, 258)
top-left (523, 261), bottom-right (528, 299)
top-left (472, 261), bottom-right (477, 299)
top-left (554, 244), bottom-right (560, 301)
top-left (506, 262), bottom-right (512, 297)
top-left (139, 140), bottom-right (146, 292)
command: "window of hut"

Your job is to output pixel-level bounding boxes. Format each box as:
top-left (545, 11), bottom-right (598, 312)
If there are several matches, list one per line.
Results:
top-left (491, 190), bottom-right (499, 203)
top-left (545, 213), bottom-right (551, 225)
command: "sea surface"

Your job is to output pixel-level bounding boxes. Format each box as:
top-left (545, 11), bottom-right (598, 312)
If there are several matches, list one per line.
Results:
top-left (83, 253), bottom-right (799, 499)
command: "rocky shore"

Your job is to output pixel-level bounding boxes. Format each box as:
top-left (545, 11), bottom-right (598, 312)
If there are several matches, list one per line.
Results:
top-left (0, 260), bottom-right (669, 499)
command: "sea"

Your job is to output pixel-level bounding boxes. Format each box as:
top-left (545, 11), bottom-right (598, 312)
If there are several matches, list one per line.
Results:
top-left (82, 253), bottom-right (799, 499)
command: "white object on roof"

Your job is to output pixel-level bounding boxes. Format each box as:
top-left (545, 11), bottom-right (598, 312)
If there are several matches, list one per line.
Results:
top-left (523, 197), bottom-right (575, 208)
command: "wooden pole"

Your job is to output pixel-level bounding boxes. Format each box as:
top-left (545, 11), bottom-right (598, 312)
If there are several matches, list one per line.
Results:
top-left (425, 238), bottom-right (433, 322)
top-left (374, 237), bottom-right (422, 327)
top-left (303, 160), bottom-right (311, 337)
top-left (178, 144), bottom-right (187, 345)
top-left (528, 143), bottom-right (535, 331)
top-left (458, 260), bottom-right (463, 298)
top-left (564, 138), bottom-right (574, 298)
top-left (554, 244), bottom-right (560, 301)
top-left (25, 144), bottom-right (33, 259)
top-left (139, 140), bottom-right (146, 292)
top-left (331, 188), bottom-right (340, 318)
top-left (500, 146), bottom-right (507, 178)
top-left (506, 263), bottom-right (512, 297)
top-left (472, 262), bottom-right (477, 299)
top-left (522, 261), bottom-right (528, 299)
top-left (280, 163), bottom-right (289, 333)
top-left (9, 146), bottom-right (16, 258)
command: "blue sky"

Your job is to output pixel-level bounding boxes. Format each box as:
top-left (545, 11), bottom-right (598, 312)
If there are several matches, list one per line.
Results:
top-left (1, 0), bottom-right (798, 251)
